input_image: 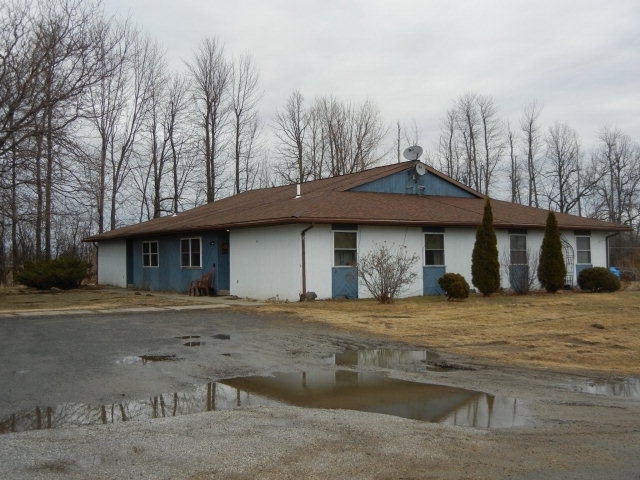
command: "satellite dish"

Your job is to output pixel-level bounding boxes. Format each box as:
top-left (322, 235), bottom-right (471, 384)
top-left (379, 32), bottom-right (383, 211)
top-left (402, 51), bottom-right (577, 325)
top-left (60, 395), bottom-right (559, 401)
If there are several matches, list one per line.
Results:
top-left (415, 162), bottom-right (426, 176)
top-left (403, 145), bottom-right (423, 161)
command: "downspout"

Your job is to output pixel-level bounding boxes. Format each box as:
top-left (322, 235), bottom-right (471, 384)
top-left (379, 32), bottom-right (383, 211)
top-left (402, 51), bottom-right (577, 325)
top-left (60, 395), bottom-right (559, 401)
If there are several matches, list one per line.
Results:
top-left (300, 224), bottom-right (314, 297)
top-left (92, 241), bottom-right (99, 285)
top-left (605, 232), bottom-right (620, 268)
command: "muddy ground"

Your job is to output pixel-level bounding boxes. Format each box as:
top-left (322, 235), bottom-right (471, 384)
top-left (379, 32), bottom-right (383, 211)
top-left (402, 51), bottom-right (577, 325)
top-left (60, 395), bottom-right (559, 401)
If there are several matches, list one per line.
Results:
top-left (0, 289), bottom-right (639, 479)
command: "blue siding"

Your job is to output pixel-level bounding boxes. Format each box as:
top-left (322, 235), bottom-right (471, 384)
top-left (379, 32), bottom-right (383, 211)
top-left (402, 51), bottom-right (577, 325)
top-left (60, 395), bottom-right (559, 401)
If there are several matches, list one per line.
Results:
top-left (332, 267), bottom-right (358, 299)
top-left (130, 231), bottom-right (229, 293)
top-left (423, 266), bottom-right (446, 295)
top-left (351, 170), bottom-right (476, 198)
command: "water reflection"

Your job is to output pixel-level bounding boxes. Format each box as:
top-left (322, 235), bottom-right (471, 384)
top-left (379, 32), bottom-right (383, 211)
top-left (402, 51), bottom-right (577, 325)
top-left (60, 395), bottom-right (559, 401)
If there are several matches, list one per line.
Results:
top-left (0, 371), bottom-right (526, 434)
top-left (570, 377), bottom-right (640, 398)
top-left (334, 349), bottom-right (434, 369)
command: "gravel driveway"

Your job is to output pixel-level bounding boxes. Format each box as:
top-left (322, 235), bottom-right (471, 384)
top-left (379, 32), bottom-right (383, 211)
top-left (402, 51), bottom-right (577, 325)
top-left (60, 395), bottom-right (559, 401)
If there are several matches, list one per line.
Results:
top-left (1, 308), bottom-right (639, 479)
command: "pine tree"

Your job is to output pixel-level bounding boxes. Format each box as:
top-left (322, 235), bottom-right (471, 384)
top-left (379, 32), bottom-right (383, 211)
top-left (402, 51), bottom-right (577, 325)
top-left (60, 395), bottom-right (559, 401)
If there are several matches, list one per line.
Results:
top-left (471, 198), bottom-right (501, 296)
top-left (537, 211), bottom-right (566, 292)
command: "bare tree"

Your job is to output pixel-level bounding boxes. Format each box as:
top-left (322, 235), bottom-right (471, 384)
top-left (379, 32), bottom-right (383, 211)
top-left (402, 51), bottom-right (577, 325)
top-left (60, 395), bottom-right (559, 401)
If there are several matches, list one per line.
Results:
top-left (132, 40), bottom-right (170, 221)
top-left (436, 108), bottom-right (461, 180)
top-left (186, 37), bottom-right (230, 202)
top-left (520, 101), bottom-right (543, 207)
top-left (543, 121), bottom-right (596, 215)
top-left (273, 90), bottom-right (309, 183)
top-left (477, 95), bottom-right (504, 194)
top-left (455, 92), bottom-right (480, 190)
top-left (164, 74), bottom-right (196, 214)
top-left (435, 93), bottom-right (502, 194)
top-left (591, 127), bottom-right (640, 226)
top-left (314, 96), bottom-right (386, 177)
top-left (107, 32), bottom-right (158, 229)
top-left (506, 122), bottom-right (522, 204)
top-left (230, 53), bottom-right (261, 194)
top-left (85, 16), bottom-right (131, 233)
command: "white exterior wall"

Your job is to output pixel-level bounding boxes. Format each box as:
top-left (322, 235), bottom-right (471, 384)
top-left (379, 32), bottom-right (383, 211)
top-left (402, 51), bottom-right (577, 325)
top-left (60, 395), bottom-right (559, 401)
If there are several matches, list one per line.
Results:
top-left (230, 225), bottom-right (305, 301)
top-left (229, 223), bottom-right (615, 300)
top-left (97, 240), bottom-right (127, 288)
top-left (303, 225), bottom-right (333, 299)
top-left (442, 228), bottom-right (476, 286)
top-left (589, 231), bottom-right (610, 268)
top-left (356, 226), bottom-right (424, 298)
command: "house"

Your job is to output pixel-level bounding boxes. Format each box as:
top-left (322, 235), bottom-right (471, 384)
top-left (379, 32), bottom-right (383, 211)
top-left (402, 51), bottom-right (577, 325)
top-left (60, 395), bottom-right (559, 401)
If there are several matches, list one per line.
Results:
top-left (83, 161), bottom-right (630, 300)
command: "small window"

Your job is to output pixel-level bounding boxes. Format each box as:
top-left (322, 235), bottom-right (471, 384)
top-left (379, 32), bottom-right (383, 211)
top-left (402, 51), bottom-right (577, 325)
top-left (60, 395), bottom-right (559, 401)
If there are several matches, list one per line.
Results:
top-left (181, 237), bottom-right (201, 268)
top-left (334, 231), bottom-right (357, 266)
top-left (142, 241), bottom-right (159, 267)
top-left (576, 234), bottom-right (591, 264)
top-left (510, 234), bottom-right (527, 265)
top-left (425, 233), bottom-right (444, 266)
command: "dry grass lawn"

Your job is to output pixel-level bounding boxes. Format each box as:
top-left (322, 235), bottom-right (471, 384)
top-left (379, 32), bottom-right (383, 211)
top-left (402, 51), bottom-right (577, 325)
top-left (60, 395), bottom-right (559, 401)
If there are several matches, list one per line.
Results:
top-left (1, 283), bottom-right (639, 376)
top-left (257, 285), bottom-right (640, 376)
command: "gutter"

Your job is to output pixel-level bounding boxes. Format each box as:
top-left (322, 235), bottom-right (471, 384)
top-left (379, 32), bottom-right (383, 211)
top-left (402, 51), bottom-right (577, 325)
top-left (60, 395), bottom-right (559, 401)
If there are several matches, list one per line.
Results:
top-left (300, 224), bottom-right (314, 297)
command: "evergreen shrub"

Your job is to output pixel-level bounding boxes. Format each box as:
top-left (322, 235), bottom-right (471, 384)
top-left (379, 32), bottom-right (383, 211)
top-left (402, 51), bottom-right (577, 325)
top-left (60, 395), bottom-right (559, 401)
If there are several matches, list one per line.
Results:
top-left (577, 267), bottom-right (620, 292)
top-left (537, 211), bottom-right (566, 292)
top-left (16, 257), bottom-right (91, 290)
top-left (438, 273), bottom-right (470, 300)
top-left (471, 199), bottom-right (500, 296)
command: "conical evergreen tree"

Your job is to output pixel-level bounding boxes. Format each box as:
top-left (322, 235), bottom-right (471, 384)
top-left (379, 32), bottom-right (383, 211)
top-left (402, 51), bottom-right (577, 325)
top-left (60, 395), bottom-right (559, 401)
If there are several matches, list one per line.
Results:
top-left (538, 211), bottom-right (566, 292)
top-left (471, 198), bottom-right (501, 296)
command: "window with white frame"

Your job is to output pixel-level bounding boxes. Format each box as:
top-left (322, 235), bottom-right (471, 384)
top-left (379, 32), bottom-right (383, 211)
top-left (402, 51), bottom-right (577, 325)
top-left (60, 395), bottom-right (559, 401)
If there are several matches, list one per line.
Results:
top-left (576, 231), bottom-right (591, 264)
top-left (424, 233), bottom-right (445, 266)
top-left (333, 230), bottom-right (357, 266)
top-left (142, 241), bottom-right (159, 267)
top-left (180, 237), bottom-right (201, 268)
top-left (509, 231), bottom-right (527, 265)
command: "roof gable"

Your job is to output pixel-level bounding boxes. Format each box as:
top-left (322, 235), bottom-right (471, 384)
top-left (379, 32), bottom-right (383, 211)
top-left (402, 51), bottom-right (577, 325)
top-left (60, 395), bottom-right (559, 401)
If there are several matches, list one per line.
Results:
top-left (350, 165), bottom-right (478, 198)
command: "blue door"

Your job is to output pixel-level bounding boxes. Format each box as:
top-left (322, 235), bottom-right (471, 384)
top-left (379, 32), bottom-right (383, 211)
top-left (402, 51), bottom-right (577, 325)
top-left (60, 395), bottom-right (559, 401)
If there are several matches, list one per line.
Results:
top-left (423, 266), bottom-right (445, 295)
top-left (332, 267), bottom-right (358, 299)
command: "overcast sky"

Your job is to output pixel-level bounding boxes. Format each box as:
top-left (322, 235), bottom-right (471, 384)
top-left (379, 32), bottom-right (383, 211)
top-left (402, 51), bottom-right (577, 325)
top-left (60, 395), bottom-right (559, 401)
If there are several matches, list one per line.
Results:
top-left (102, 0), bottom-right (639, 155)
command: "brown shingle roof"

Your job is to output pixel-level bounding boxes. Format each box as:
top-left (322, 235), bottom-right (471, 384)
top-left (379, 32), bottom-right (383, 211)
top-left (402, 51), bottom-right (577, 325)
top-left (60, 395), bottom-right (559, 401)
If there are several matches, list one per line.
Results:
top-left (84, 161), bottom-right (629, 241)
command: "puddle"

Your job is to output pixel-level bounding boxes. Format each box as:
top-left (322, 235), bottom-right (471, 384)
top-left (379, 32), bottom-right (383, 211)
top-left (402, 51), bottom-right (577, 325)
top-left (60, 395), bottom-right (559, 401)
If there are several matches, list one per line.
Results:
top-left (333, 348), bottom-right (453, 371)
top-left (0, 370), bottom-right (527, 434)
top-left (569, 377), bottom-right (640, 398)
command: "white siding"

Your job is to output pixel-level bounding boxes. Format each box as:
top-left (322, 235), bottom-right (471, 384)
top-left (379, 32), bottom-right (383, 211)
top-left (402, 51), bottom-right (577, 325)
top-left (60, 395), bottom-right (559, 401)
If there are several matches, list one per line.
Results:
top-left (230, 225), bottom-right (304, 301)
top-left (357, 226), bottom-right (424, 298)
top-left (97, 240), bottom-right (127, 288)
top-left (228, 223), bottom-right (615, 300)
top-left (303, 225), bottom-right (333, 299)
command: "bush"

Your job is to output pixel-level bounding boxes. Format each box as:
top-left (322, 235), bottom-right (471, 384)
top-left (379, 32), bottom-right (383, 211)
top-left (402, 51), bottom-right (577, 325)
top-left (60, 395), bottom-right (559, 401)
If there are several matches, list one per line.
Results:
top-left (438, 273), bottom-right (470, 301)
top-left (16, 257), bottom-right (92, 290)
top-left (357, 242), bottom-right (419, 304)
top-left (537, 211), bottom-right (566, 293)
top-left (577, 267), bottom-right (621, 292)
top-left (471, 199), bottom-right (500, 296)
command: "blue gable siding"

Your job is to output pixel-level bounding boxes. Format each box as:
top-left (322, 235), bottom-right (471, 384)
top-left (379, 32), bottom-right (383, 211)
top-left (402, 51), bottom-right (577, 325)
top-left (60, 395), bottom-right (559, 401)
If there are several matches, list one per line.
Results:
top-left (350, 170), bottom-right (476, 198)
top-left (130, 231), bottom-right (229, 293)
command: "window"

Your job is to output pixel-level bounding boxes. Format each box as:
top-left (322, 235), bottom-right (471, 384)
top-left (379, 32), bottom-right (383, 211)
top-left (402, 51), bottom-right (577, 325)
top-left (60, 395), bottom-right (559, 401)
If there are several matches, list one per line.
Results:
top-left (424, 233), bottom-right (444, 266)
top-left (334, 231), bottom-right (357, 266)
top-left (576, 233), bottom-right (591, 264)
top-left (510, 233), bottom-right (527, 265)
top-left (181, 237), bottom-right (201, 268)
top-left (142, 241), bottom-right (159, 267)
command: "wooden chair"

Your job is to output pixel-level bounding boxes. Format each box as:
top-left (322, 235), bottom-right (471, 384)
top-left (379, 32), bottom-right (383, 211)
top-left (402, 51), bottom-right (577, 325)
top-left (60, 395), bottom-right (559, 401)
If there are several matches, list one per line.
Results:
top-left (189, 273), bottom-right (211, 296)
